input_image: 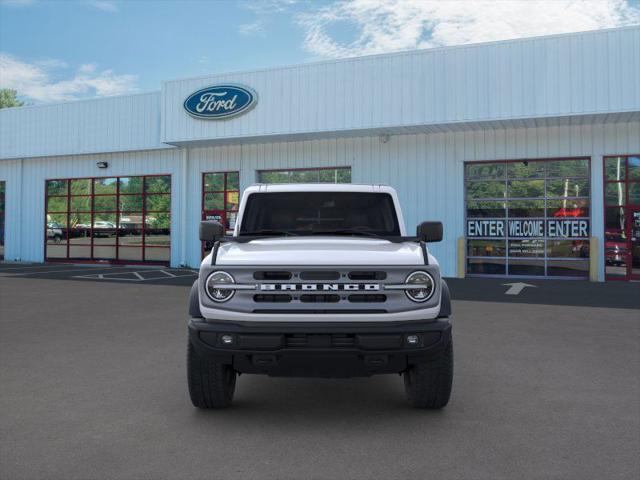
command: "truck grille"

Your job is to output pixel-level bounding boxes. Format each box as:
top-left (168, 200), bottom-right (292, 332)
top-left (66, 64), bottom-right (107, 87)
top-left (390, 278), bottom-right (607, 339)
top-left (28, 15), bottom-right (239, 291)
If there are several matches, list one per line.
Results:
top-left (285, 334), bottom-right (357, 348)
top-left (216, 266), bottom-right (437, 315)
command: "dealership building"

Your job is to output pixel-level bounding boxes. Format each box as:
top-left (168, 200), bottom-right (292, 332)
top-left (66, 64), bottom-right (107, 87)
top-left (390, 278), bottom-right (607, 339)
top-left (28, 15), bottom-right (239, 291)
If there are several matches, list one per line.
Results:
top-left (1, 26), bottom-right (639, 281)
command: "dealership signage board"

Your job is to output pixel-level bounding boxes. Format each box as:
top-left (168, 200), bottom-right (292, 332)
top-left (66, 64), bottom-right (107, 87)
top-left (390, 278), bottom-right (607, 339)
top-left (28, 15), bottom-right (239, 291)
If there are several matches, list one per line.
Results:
top-left (467, 219), bottom-right (590, 238)
top-left (184, 84), bottom-right (257, 119)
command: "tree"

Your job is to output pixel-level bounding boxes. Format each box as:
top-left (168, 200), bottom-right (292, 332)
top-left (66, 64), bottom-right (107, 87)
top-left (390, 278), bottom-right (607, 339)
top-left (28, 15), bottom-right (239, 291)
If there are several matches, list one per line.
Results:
top-left (0, 89), bottom-right (24, 109)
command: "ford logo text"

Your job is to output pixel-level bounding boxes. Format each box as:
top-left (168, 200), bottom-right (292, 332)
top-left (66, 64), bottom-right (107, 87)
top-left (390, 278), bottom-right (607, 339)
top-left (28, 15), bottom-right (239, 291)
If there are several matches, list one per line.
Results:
top-left (183, 84), bottom-right (257, 119)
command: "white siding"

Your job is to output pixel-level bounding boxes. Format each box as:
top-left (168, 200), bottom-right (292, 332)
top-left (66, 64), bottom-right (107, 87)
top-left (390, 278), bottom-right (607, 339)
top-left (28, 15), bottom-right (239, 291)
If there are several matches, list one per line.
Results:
top-left (179, 120), bottom-right (640, 280)
top-left (0, 149), bottom-right (184, 265)
top-left (0, 92), bottom-right (168, 160)
top-left (163, 27), bottom-right (640, 145)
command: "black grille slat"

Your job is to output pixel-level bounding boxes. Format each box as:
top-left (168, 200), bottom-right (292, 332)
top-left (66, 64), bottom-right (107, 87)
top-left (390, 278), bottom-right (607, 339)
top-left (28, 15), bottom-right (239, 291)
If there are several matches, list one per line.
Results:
top-left (253, 271), bottom-right (292, 280)
top-left (348, 294), bottom-right (387, 303)
top-left (348, 271), bottom-right (387, 280)
top-left (300, 294), bottom-right (340, 303)
top-left (254, 294), bottom-right (292, 303)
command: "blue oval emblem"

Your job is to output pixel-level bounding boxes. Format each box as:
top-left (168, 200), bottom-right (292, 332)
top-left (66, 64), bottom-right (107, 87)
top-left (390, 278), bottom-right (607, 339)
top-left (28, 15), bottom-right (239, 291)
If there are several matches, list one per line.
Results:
top-left (183, 84), bottom-right (257, 119)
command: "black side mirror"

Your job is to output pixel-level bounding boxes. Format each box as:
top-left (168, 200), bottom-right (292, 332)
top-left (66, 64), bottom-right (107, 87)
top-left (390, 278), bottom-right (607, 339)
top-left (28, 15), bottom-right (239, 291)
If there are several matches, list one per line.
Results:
top-left (199, 220), bottom-right (225, 242)
top-left (417, 221), bottom-right (443, 242)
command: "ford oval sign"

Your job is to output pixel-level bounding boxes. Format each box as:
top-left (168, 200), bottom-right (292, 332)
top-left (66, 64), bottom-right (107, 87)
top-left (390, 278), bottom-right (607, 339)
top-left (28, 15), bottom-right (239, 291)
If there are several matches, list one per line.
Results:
top-left (183, 84), bottom-right (257, 120)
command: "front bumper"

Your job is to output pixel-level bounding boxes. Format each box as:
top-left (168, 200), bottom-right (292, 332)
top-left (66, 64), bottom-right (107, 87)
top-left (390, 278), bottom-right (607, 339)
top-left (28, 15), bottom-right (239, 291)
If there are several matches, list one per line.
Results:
top-left (188, 318), bottom-right (452, 378)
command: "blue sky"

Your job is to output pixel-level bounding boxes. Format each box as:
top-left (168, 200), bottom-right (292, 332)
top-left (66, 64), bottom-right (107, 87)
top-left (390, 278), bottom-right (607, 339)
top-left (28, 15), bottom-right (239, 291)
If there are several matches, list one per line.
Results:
top-left (1, 0), bottom-right (639, 104)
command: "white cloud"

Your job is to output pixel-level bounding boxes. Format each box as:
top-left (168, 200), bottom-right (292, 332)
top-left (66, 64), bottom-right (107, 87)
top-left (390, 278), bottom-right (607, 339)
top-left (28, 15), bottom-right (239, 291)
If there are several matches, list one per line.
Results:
top-left (238, 19), bottom-right (267, 36)
top-left (297, 0), bottom-right (640, 58)
top-left (0, 53), bottom-right (138, 103)
top-left (83, 0), bottom-right (118, 13)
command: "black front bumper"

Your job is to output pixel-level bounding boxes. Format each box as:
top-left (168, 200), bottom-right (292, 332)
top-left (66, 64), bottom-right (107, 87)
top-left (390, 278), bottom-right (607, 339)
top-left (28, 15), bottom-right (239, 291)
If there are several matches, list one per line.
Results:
top-left (188, 318), bottom-right (452, 378)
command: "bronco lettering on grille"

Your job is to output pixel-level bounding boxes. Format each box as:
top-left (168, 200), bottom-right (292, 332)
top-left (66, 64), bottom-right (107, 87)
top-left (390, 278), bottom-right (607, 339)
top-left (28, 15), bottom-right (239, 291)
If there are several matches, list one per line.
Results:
top-left (260, 284), bottom-right (380, 291)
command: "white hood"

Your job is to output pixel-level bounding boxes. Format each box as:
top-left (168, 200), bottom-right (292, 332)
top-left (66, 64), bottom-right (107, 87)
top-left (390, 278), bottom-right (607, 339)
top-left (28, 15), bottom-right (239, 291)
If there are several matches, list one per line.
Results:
top-left (213, 237), bottom-right (433, 266)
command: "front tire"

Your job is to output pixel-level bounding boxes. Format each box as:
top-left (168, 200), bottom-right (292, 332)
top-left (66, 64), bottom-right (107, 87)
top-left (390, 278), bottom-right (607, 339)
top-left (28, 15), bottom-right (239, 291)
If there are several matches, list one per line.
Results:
top-left (187, 341), bottom-right (236, 408)
top-left (403, 341), bottom-right (453, 409)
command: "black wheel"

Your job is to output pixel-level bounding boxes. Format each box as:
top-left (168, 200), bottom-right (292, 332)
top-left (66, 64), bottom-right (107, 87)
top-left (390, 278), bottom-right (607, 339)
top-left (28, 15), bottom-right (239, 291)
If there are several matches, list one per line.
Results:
top-left (54, 235), bottom-right (62, 244)
top-left (187, 341), bottom-right (236, 408)
top-left (403, 341), bottom-right (453, 409)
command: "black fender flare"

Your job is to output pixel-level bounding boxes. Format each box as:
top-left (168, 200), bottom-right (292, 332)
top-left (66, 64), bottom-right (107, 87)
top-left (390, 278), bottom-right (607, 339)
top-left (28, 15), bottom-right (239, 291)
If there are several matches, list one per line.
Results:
top-left (189, 280), bottom-right (203, 318)
top-left (438, 279), bottom-right (451, 318)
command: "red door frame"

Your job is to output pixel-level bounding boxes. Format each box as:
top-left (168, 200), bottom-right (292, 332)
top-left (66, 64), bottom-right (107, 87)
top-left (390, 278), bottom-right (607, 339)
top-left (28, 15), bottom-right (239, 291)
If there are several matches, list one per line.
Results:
top-left (630, 205), bottom-right (640, 281)
top-left (603, 155), bottom-right (640, 281)
top-left (201, 171), bottom-right (239, 258)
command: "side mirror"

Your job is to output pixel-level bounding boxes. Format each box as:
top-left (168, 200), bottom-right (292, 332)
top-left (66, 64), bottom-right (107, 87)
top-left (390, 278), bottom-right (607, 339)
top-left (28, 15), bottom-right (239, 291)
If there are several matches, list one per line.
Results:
top-left (417, 221), bottom-right (443, 243)
top-left (199, 220), bottom-right (225, 242)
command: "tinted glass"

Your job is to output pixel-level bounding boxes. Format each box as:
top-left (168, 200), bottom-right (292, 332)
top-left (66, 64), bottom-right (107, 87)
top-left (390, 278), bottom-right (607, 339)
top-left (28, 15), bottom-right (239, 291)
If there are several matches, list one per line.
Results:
top-left (547, 260), bottom-right (589, 277)
top-left (546, 179), bottom-right (589, 198)
top-left (466, 201), bottom-right (505, 218)
top-left (547, 159), bottom-right (589, 178)
top-left (94, 195), bottom-right (117, 212)
top-left (547, 199), bottom-right (589, 218)
top-left (119, 177), bottom-right (143, 194)
top-left (204, 173), bottom-right (225, 191)
top-left (508, 240), bottom-right (544, 257)
top-left (227, 172), bottom-right (240, 190)
top-left (47, 196), bottom-right (67, 212)
top-left (604, 157), bottom-right (625, 181)
top-left (94, 178), bottom-right (117, 194)
top-left (145, 176), bottom-right (171, 193)
top-left (467, 240), bottom-right (506, 257)
top-left (547, 240), bottom-right (589, 258)
top-left (70, 179), bottom-right (91, 195)
top-left (507, 161), bottom-right (545, 179)
top-left (508, 200), bottom-right (545, 218)
top-left (47, 180), bottom-right (67, 196)
top-left (70, 196), bottom-right (91, 212)
top-left (605, 183), bottom-right (625, 205)
top-left (465, 158), bottom-right (590, 278)
top-left (508, 259), bottom-right (544, 276)
top-left (240, 192), bottom-right (400, 236)
top-left (204, 193), bottom-right (224, 210)
top-left (629, 156), bottom-right (640, 180)
top-left (629, 183), bottom-right (640, 205)
top-left (119, 195), bottom-right (143, 212)
top-left (146, 194), bottom-right (171, 212)
top-left (507, 180), bottom-right (544, 198)
top-left (465, 163), bottom-right (505, 180)
top-left (258, 168), bottom-right (351, 184)
top-left (467, 258), bottom-right (505, 275)
top-left (466, 181), bottom-right (505, 199)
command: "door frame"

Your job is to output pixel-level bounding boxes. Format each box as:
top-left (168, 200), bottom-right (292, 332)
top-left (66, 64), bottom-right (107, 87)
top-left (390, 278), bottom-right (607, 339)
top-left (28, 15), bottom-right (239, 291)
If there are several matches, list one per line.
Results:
top-left (603, 155), bottom-right (640, 281)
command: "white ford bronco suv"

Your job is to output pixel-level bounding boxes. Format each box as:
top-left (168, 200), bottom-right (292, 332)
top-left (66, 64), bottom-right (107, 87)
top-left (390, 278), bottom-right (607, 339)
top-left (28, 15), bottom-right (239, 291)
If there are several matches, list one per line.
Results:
top-left (188, 184), bottom-right (453, 408)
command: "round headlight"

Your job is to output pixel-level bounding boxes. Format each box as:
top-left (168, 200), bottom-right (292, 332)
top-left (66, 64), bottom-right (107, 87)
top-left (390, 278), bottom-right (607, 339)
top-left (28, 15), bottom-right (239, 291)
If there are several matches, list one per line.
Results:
top-left (405, 271), bottom-right (435, 302)
top-left (205, 271), bottom-right (235, 302)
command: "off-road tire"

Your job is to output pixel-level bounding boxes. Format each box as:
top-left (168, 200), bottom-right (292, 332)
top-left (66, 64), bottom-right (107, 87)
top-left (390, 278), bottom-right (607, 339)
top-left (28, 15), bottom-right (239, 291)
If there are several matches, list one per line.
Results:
top-left (187, 341), bottom-right (236, 408)
top-left (403, 341), bottom-right (453, 409)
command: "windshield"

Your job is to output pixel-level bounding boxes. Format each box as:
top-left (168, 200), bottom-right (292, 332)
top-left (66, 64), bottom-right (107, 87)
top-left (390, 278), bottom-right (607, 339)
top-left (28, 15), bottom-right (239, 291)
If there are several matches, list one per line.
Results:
top-left (239, 192), bottom-right (400, 236)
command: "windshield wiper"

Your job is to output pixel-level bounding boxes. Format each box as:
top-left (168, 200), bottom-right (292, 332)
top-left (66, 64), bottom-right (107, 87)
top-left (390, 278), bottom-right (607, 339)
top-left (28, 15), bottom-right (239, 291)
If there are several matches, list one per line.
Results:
top-left (239, 229), bottom-right (300, 237)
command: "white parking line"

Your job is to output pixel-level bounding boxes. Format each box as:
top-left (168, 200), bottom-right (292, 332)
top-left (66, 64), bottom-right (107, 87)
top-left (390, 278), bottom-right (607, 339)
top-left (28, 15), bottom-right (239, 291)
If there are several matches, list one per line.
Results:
top-left (71, 269), bottom-right (196, 282)
top-left (0, 267), bottom-right (128, 277)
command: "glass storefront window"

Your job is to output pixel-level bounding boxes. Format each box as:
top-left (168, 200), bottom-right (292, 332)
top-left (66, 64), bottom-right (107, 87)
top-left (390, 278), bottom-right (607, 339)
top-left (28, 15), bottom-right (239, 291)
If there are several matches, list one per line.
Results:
top-left (45, 175), bottom-right (171, 264)
top-left (605, 183), bottom-right (625, 206)
top-left (465, 158), bottom-right (590, 278)
top-left (257, 167), bottom-right (352, 184)
top-left (201, 171), bottom-right (240, 256)
top-left (603, 155), bottom-right (640, 280)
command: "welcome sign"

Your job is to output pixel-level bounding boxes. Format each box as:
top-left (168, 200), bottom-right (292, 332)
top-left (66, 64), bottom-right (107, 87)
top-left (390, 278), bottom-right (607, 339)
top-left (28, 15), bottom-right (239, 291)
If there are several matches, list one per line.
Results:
top-left (184, 84), bottom-right (257, 119)
top-left (467, 219), bottom-right (590, 238)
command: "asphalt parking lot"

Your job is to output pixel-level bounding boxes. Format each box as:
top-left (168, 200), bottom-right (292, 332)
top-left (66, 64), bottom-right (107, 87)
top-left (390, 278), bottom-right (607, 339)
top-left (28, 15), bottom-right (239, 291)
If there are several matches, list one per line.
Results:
top-left (1, 264), bottom-right (639, 480)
